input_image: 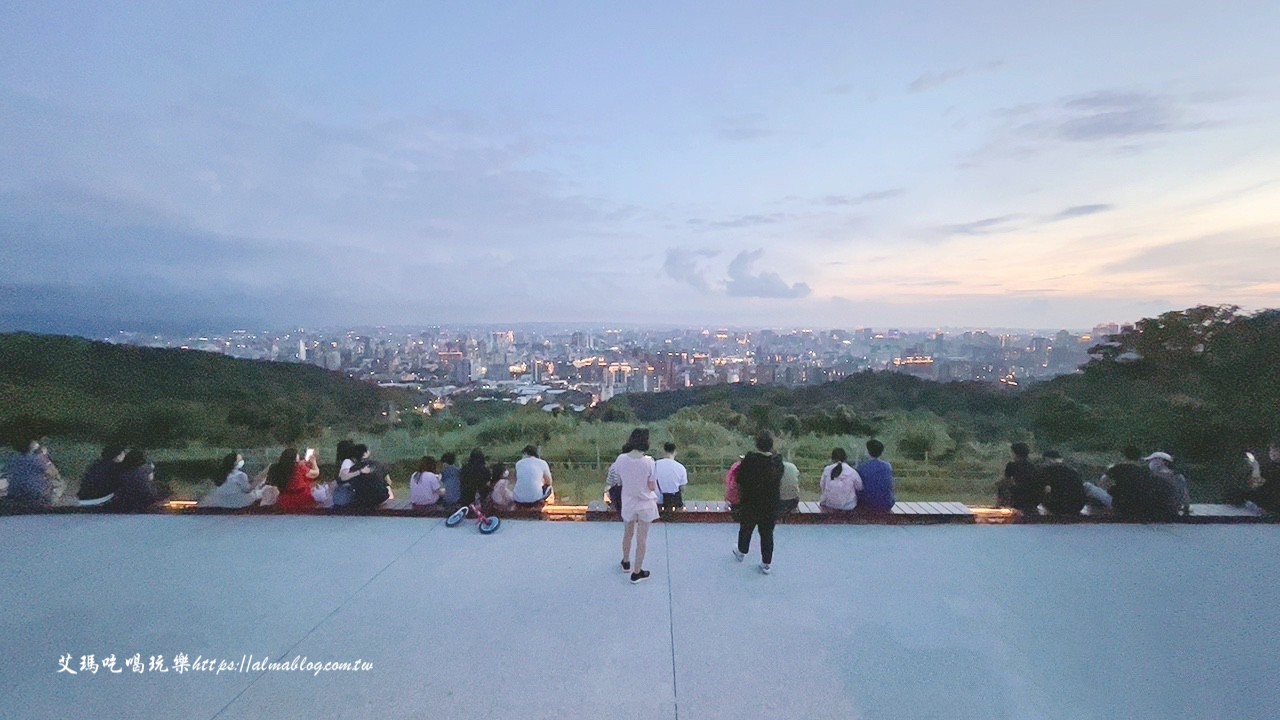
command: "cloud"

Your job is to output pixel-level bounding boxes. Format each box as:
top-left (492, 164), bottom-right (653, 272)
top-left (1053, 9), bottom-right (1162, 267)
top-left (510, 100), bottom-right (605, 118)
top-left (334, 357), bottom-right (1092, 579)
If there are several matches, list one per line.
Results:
top-left (724, 249), bottom-right (811, 299)
top-left (1055, 91), bottom-right (1178, 142)
top-left (940, 214), bottom-right (1024, 236)
top-left (1048, 204), bottom-right (1114, 221)
top-left (908, 60), bottom-right (1004, 93)
top-left (690, 213), bottom-right (789, 229)
top-left (1101, 231), bottom-right (1279, 281)
top-left (662, 248), bottom-right (719, 291)
top-left (819, 188), bottom-right (906, 206)
top-left (909, 68), bottom-right (968, 93)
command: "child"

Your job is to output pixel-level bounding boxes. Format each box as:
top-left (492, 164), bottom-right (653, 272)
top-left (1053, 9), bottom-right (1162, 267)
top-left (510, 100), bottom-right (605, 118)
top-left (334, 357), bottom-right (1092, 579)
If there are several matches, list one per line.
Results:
top-left (410, 456), bottom-right (445, 506)
top-left (488, 463), bottom-right (516, 511)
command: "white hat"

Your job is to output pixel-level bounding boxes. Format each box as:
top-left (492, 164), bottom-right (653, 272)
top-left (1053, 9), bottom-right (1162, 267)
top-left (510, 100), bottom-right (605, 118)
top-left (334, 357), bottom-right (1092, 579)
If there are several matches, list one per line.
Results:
top-left (1144, 452), bottom-right (1173, 462)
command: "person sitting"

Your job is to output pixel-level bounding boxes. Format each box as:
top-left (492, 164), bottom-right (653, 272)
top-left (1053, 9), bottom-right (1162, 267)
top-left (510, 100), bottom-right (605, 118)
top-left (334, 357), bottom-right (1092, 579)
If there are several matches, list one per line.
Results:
top-left (439, 452), bottom-right (462, 507)
top-left (778, 454), bottom-right (801, 516)
top-left (78, 445), bottom-right (126, 506)
top-left (3, 438), bottom-right (63, 510)
top-left (1145, 452), bottom-right (1190, 516)
top-left (199, 452), bottom-right (265, 509)
top-left (459, 449), bottom-right (490, 508)
top-left (105, 449), bottom-right (166, 512)
top-left (854, 439), bottom-right (896, 513)
top-left (269, 448), bottom-right (319, 512)
top-left (1244, 437), bottom-right (1280, 513)
top-left (819, 448), bottom-right (862, 512)
top-left (996, 442), bottom-right (1040, 512)
top-left (1037, 450), bottom-right (1085, 516)
top-left (654, 442), bottom-right (688, 511)
top-left (513, 444), bottom-right (553, 506)
top-left (410, 456), bottom-right (445, 506)
top-left (488, 463), bottom-right (516, 511)
top-left (345, 445), bottom-right (393, 509)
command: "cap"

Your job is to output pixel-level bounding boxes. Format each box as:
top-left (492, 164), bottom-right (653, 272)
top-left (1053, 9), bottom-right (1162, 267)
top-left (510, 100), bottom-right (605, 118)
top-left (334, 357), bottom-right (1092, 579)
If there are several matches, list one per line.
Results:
top-left (1144, 452), bottom-right (1173, 462)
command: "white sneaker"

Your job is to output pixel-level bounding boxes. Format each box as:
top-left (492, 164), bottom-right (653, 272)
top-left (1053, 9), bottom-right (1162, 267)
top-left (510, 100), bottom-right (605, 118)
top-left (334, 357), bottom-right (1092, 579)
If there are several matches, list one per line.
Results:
top-left (759, 563), bottom-right (771, 575)
top-left (732, 547), bottom-right (745, 562)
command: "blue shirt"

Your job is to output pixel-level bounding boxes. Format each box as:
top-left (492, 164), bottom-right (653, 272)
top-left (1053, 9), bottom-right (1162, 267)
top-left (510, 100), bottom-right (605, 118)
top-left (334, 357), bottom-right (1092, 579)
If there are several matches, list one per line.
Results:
top-left (441, 465), bottom-right (462, 505)
top-left (855, 458), bottom-right (895, 511)
top-left (4, 452), bottom-right (55, 507)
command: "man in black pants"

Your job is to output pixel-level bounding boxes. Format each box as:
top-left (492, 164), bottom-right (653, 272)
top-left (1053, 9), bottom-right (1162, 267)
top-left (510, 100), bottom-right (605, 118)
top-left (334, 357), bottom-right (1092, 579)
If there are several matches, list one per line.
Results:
top-left (732, 431), bottom-right (784, 575)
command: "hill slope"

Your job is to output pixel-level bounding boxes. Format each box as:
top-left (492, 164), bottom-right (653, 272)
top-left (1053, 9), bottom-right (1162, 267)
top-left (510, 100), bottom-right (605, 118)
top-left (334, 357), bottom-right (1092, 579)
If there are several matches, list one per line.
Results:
top-left (0, 333), bottom-right (399, 446)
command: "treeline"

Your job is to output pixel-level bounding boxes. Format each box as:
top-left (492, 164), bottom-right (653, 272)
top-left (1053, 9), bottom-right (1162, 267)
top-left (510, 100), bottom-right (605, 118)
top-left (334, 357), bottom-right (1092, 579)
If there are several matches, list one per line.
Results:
top-left (604, 306), bottom-right (1280, 465)
top-left (0, 333), bottom-right (408, 447)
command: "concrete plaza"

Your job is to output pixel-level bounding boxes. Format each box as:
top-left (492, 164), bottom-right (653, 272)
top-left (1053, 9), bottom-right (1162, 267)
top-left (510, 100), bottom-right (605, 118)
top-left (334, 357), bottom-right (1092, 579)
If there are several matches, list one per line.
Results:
top-left (1, 514), bottom-right (1277, 719)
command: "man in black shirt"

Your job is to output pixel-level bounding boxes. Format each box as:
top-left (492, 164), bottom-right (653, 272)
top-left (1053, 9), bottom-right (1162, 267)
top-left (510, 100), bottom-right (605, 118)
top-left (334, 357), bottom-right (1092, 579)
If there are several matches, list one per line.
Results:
top-left (996, 442), bottom-right (1041, 512)
top-left (1037, 450), bottom-right (1085, 516)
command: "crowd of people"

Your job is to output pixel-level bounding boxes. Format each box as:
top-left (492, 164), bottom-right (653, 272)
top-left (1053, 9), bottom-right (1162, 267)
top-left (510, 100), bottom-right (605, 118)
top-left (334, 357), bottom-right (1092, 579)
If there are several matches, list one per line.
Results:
top-left (4, 433), bottom-right (1279, 531)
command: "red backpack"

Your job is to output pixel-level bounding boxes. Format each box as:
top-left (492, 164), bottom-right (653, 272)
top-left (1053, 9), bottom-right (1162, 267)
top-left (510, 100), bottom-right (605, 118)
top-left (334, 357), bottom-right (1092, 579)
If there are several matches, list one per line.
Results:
top-left (724, 460), bottom-right (741, 504)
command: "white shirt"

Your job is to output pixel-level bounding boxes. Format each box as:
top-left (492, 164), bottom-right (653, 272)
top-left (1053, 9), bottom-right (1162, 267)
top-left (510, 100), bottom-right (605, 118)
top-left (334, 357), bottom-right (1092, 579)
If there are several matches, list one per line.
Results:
top-left (654, 457), bottom-right (688, 495)
top-left (410, 471), bottom-right (443, 505)
top-left (514, 455), bottom-right (552, 503)
top-left (613, 452), bottom-right (658, 518)
top-left (819, 462), bottom-right (863, 511)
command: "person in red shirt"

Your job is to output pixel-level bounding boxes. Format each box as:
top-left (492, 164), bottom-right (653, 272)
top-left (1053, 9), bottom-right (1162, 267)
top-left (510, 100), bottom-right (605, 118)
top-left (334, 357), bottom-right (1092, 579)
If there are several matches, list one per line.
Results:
top-left (268, 448), bottom-right (320, 512)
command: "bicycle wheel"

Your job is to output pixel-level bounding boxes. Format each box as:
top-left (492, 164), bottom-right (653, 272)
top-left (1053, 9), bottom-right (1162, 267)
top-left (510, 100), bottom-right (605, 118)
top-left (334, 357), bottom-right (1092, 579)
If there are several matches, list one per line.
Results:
top-left (445, 507), bottom-right (469, 527)
top-left (478, 516), bottom-right (501, 534)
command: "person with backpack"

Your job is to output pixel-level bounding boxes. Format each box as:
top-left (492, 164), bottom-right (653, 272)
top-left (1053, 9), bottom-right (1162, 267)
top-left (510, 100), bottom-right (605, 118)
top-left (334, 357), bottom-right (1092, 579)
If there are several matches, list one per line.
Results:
top-left (819, 448), bottom-right (862, 512)
top-left (732, 432), bottom-right (784, 575)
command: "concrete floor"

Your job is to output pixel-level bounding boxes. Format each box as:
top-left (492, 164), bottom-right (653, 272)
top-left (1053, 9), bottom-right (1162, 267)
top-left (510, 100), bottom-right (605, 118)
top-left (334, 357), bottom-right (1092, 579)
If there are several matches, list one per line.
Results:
top-left (1, 515), bottom-right (1277, 720)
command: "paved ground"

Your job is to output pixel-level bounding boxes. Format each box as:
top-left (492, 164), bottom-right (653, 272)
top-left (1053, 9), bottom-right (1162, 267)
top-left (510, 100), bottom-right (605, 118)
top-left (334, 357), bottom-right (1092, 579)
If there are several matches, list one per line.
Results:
top-left (2, 515), bottom-right (1278, 720)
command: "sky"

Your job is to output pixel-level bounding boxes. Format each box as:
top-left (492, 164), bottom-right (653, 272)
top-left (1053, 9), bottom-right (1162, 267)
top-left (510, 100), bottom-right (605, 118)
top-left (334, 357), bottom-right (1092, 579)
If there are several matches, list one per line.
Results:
top-left (1, 1), bottom-right (1278, 334)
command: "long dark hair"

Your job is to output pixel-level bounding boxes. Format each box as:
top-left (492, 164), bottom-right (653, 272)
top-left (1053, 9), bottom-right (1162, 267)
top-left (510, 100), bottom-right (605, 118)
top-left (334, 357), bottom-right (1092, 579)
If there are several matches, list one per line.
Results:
top-left (490, 462), bottom-right (506, 483)
top-left (336, 439), bottom-right (355, 465)
top-left (417, 456), bottom-right (438, 474)
top-left (268, 448), bottom-right (298, 489)
top-left (830, 447), bottom-right (849, 477)
top-left (623, 428), bottom-right (650, 454)
top-left (217, 452), bottom-right (240, 486)
top-left (465, 448), bottom-right (486, 468)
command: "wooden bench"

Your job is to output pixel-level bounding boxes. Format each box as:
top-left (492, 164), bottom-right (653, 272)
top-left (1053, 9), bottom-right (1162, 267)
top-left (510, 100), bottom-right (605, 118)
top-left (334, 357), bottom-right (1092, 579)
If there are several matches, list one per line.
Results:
top-left (788, 500), bottom-right (975, 525)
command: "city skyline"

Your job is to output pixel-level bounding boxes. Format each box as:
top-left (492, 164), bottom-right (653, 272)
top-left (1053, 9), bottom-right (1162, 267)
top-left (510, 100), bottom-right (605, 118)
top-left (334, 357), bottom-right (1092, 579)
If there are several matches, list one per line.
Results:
top-left (2, 2), bottom-right (1279, 333)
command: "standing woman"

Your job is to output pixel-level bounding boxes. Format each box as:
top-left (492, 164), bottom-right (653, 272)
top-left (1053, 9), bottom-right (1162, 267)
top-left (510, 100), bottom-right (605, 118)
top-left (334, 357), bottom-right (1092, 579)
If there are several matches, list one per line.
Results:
top-left (271, 448), bottom-right (320, 512)
top-left (613, 428), bottom-right (659, 584)
top-left (732, 432), bottom-right (784, 574)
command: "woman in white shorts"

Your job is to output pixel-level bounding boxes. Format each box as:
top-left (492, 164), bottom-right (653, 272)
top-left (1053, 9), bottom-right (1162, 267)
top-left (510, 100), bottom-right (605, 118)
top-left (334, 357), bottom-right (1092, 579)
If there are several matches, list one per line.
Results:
top-left (611, 428), bottom-right (659, 584)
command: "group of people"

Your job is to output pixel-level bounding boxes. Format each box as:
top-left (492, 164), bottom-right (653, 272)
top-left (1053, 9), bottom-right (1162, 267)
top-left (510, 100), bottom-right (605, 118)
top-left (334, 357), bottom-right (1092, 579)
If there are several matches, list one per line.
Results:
top-left (0, 439), bottom-right (168, 513)
top-left (603, 430), bottom-right (900, 583)
top-left (408, 445), bottom-right (555, 512)
top-left (996, 442), bottom-right (1198, 519)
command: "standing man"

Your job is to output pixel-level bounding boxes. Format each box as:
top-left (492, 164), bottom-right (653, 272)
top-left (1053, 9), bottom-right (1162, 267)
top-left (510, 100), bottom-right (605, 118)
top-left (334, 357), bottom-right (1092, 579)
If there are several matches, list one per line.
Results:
top-left (855, 439), bottom-right (896, 513)
top-left (733, 432), bottom-right (784, 575)
top-left (654, 442), bottom-right (688, 510)
top-left (513, 445), bottom-right (554, 506)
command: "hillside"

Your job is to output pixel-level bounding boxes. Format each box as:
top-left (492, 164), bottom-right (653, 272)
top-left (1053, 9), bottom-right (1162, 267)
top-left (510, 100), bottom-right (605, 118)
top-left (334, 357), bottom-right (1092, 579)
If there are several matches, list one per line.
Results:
top-left (0, 333), bottom-right (404, 447)
top-left (603, 305), bottom-right (1280, 467)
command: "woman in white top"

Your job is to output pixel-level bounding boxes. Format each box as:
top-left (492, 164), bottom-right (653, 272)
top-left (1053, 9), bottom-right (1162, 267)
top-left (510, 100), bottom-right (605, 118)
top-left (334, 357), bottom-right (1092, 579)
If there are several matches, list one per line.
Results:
top-left (611, 428), bottom-right (659, 584)
top-left (199, 452), bottom-right (263, 508)
top-left (819, 448), bottom-right (863, 512)
top-left (410, 455), bottom-right (446, 506)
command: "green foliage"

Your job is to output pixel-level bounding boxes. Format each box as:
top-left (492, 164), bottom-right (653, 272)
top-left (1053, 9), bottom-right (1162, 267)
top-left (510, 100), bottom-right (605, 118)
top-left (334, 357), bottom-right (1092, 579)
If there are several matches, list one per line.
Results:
top-left (0, 332), bottom-right (398, 448)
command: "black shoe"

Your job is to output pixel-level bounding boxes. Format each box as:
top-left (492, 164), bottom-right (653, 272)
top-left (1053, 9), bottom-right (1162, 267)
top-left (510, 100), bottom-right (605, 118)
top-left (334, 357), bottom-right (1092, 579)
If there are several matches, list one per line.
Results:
top-left (629, 570), bottom-right (651, 584)
top-left (621, 559), bottom-right (631, 572)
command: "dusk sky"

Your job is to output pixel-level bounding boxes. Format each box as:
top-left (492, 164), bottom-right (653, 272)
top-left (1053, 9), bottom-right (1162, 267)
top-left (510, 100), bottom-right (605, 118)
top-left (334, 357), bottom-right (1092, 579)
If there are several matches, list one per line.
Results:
top-left (2, 1), bottom-right (1278, 333)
